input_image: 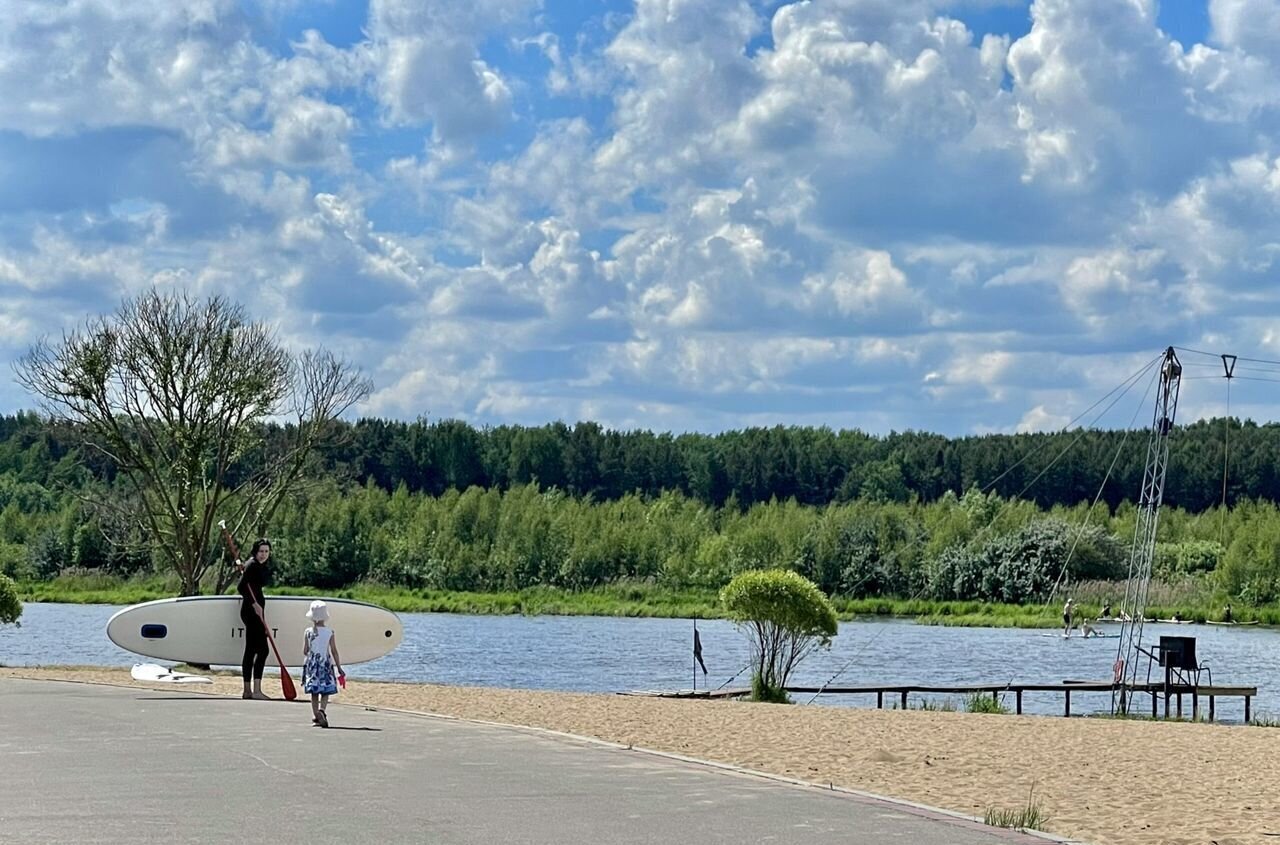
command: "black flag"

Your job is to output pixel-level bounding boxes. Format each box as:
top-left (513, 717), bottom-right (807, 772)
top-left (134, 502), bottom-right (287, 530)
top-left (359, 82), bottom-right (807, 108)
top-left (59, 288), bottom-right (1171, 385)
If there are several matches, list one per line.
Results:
top-left (693, 622), bottom-right (708, 675)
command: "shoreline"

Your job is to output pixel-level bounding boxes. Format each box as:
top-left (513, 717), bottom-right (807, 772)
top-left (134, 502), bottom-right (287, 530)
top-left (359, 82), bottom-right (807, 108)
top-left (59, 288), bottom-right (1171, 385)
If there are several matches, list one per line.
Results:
top-left (15, 586), bottom-right (1262, 629)
top-left (3, 665), bottom-right (1278, 845)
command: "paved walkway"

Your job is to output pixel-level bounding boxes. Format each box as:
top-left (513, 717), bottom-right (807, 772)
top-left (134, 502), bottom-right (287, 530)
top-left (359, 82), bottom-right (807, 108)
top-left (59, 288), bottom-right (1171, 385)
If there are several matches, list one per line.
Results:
top-left (0, 678), bottom-right (1070, 844)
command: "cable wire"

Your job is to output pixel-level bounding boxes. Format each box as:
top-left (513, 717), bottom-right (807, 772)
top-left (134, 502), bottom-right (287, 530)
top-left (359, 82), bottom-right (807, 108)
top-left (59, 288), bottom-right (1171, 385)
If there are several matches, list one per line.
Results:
top-left (981, 353), bottom-right (1163, 495)
top-left (1043, 363), bottom-right (1161, 610)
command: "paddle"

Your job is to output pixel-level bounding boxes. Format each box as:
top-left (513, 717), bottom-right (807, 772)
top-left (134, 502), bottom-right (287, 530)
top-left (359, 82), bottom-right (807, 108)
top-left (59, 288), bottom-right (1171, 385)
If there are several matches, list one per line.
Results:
top-left (218, 520), bottom-right (297, 701)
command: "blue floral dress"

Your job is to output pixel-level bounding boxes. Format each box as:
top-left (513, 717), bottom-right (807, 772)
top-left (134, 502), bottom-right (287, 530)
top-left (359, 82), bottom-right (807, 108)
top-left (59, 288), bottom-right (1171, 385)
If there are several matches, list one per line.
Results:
top-left (302, 626), bottom-right (338, 695)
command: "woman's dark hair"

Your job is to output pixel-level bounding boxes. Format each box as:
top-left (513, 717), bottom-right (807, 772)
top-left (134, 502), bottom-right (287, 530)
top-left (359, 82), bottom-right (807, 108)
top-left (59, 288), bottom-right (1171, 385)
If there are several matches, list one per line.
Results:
top-left (249, 539), bottom-right (272, 559)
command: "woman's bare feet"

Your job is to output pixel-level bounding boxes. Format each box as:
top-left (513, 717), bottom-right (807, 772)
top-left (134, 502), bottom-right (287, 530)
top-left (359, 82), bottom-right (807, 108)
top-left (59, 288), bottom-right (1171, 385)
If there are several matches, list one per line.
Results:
top-left (251, 691), bottom-right (271, 700)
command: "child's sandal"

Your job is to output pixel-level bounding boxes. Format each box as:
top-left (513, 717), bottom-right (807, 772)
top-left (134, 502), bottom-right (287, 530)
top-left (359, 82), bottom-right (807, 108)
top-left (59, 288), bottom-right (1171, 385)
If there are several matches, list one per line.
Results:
top-left (318, 710), bottom-right (329, 728)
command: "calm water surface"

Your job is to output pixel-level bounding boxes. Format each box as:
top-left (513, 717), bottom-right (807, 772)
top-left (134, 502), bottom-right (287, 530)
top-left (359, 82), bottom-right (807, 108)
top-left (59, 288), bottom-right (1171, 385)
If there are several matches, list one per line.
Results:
top-left (2, 603), bottom-right (1275, 720)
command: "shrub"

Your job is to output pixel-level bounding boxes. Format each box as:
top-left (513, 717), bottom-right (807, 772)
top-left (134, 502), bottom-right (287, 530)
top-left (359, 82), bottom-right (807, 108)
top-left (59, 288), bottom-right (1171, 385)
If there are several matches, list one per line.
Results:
top-left (721, 569), bottom-right (838, 703)
top-left (964, 692), bottom-right (1009, 714)
top-left (0, 573), bottom-right (21, 625)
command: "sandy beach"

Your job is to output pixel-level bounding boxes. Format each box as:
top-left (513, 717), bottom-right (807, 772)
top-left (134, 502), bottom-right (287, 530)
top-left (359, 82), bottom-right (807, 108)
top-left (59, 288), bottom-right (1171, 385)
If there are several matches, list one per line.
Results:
top-left (3, 665), bottom-right (1277, 845)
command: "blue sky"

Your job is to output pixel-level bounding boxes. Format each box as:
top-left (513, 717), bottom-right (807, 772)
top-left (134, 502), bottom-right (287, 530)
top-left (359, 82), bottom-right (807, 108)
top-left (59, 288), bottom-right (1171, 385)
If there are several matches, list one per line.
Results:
top-left (2, 0), bottom-right (1280, 436)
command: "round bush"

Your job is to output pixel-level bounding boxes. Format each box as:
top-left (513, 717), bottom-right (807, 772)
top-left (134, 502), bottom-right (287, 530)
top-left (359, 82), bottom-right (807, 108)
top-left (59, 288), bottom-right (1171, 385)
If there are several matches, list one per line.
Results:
top-left (721, 569), bottom-right (837, 702)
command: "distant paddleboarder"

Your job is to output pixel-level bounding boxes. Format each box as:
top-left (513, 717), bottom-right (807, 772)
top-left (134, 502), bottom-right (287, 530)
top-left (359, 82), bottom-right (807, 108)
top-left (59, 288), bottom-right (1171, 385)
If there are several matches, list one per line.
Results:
top-left (237, 539), bottom-right (274, 700)
top-left (1062, 599), bottom-right (1075, 637)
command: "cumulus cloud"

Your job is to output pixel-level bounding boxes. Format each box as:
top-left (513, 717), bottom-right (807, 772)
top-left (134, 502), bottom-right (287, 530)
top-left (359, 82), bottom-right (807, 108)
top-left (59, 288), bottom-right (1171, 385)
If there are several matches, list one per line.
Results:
top-left (1210, 0), bottom-right (1280, 58)
top-left (801, 250), bottom-right (925, 324)
top-left (366, 0), bottom-right (537, 144)
top-left (5, 0), bottom-right (1280, 436)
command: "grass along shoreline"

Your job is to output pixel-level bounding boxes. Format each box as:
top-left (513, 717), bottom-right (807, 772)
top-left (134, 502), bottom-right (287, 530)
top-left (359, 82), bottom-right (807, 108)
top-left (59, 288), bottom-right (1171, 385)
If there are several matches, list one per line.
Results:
top-left (15, 572), bottom-right (1273, 627)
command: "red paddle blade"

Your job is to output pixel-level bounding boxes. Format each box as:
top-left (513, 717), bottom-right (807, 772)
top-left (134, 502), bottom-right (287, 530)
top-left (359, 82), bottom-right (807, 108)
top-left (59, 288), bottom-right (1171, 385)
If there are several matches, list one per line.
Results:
top-left (280, 668), bottom-right (297, 701)
top-left (263, 624), bottom-right (297, 701)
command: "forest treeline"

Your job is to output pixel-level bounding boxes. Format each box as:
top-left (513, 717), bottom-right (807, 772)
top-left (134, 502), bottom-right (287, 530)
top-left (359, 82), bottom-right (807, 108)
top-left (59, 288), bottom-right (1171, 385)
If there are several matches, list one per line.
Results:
top-left (1, 412), bottom-right (1273, 511)
top-left (2, 412), bottom-right (1278, 605)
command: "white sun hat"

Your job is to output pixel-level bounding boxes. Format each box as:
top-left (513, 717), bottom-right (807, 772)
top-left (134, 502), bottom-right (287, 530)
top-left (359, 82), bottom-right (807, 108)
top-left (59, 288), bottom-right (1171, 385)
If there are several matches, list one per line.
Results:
top-left (305, 600), bottom-right (329, 622)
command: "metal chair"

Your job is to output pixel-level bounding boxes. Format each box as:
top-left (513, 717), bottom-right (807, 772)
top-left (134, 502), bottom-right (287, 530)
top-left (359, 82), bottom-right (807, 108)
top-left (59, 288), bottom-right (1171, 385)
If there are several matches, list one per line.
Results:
top-left (1158, 635), bottom-right (1212, 688)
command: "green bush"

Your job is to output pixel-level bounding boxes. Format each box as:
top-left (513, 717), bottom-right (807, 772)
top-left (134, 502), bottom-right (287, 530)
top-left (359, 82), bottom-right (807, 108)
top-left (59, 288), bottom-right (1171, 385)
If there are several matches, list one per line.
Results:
top-left (721, 569), bottom-right (838, 702)
top-left (0, 572), bottom-right (21, 625)
top-left (1218, 520), bottom-right (1280, 603)
top-left (964, 692), bottom-right (1009, 714)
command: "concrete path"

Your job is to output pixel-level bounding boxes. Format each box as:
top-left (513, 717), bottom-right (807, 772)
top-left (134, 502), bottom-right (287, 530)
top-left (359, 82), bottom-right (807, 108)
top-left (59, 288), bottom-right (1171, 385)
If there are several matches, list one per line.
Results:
top-left (0, 679), bottom-right (1068, 844)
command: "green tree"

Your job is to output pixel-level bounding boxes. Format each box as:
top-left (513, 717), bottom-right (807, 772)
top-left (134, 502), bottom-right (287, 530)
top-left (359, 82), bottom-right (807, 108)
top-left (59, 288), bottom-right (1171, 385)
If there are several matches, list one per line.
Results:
top-left (15, 291), bottom-right (371, 595)
top-left (721, 569), bottom-right (838, 703)
top-left (0, 573), bottom-right (21, 625)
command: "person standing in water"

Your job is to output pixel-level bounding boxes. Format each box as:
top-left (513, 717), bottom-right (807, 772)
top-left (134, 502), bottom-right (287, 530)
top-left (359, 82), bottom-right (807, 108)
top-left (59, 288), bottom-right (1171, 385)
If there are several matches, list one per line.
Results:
top-left (1062, 598), bottom-right (1075, 637)
top-left (237, 539), bottom-right (273, 700)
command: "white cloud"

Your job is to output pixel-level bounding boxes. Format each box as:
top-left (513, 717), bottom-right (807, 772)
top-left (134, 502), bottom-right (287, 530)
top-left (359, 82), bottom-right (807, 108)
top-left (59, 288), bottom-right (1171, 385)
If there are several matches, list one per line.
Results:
top-left (7, 0), bottom-right (1280, 437)
top-left (801, 250), bottom-right (923, 321)
top-left (1007, 0), bottom-right (1208, 189)
top-left (1017, 404), bottom-right (1072, 433)
top-left (1210, 0), bottom-right (1280, 58)
top-left (212, 97), bottom-right (354, 168)
top-left (366, 0), bottom-right (537, 144)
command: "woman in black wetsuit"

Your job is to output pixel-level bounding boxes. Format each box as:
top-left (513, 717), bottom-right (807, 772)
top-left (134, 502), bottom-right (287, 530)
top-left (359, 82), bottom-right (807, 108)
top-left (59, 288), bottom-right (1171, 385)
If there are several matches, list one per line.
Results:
top-left (237, 539), bottom-right (273, 700)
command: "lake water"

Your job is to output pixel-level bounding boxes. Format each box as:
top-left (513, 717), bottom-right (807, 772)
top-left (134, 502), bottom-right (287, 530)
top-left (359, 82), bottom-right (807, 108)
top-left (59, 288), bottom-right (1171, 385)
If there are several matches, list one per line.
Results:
top-left (2, 604), bottom-right (1275, 721)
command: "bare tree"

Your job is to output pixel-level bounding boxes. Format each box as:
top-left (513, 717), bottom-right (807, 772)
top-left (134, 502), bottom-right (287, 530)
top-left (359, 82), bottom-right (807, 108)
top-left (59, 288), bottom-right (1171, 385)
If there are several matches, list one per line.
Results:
top-left (15, 291), bottom-right (372, 595)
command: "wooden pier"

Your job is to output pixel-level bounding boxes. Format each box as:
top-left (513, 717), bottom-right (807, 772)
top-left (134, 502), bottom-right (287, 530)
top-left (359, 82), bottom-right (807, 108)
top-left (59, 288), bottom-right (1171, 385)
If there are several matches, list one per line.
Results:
top-left (624, 680), bottom-right (1259, 722)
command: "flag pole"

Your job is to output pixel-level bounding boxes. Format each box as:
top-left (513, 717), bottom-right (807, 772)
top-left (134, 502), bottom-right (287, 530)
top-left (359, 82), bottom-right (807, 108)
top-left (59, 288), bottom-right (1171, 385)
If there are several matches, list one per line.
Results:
top-left (693, 616), bottom-right (708, 691)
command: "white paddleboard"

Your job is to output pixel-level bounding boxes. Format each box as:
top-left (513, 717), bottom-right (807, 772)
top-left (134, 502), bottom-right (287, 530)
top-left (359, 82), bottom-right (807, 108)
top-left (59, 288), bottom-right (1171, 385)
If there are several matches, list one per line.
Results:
top-left (130, 663), bottom-right (213, 684)
top-left (107, 596), bottom-right (403, 667)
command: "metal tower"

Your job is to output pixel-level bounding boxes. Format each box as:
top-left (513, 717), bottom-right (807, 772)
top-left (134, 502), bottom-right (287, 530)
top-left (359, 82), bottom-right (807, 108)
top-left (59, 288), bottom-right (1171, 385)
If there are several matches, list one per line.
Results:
top-left (1112, 347), bottom-right (1182, 715)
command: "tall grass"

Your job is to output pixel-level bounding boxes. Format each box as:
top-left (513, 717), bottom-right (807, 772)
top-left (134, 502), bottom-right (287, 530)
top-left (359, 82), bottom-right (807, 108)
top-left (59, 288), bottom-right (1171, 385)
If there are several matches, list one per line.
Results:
top-left (1071, 577), bottom-right (1216, 612)
top-left (964, 692), bottom-right (1010, 714)
top-left (1248, 714), bottom-right (1280, 728)
top-left (983, 787), bottom-right (1049, 832)
top-left (894, 696), bottom-right (956, 711)
top-left (17, 572), bottom-right (1277, 626)
top-left (17, 575), bottom-right (728, 618)
top-left (18, 570), bottom-right (182, 605)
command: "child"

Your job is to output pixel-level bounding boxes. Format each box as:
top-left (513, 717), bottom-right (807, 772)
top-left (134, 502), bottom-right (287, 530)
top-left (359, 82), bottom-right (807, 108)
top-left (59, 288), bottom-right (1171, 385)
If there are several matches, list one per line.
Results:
top-left (302, 600), bottom-right (344, 728)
